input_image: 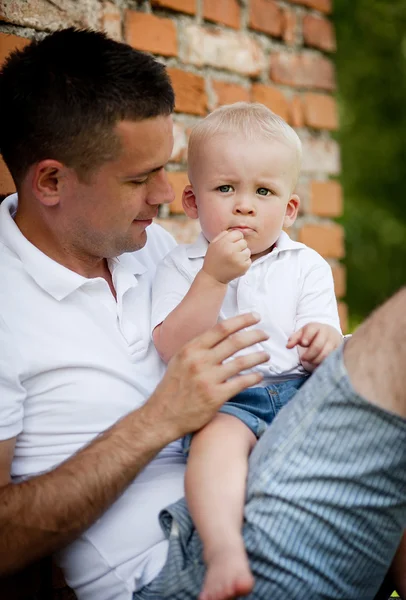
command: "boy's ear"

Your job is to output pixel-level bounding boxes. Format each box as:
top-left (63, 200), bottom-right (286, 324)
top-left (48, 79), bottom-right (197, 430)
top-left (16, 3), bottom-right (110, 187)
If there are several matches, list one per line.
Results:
top-left (283, 194), bottom-right (300, 228)
top-left (182, 185), bottom-right (199, 219)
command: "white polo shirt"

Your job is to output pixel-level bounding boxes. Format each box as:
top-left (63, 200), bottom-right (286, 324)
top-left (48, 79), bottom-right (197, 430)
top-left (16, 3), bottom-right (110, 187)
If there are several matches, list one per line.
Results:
top-left (0, 194), bottom-right (186, 599)
top-left (152, 232), bottom-right (341, 380)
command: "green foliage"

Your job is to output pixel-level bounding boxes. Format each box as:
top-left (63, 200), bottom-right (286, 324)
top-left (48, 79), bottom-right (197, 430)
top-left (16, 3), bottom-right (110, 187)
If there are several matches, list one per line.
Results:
top-left (334, 0), bottom-right (406, 323)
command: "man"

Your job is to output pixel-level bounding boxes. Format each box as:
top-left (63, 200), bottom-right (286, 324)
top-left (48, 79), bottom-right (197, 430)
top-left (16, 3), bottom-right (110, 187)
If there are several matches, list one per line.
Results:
top-left (0, 28), bottom-right (404, 600)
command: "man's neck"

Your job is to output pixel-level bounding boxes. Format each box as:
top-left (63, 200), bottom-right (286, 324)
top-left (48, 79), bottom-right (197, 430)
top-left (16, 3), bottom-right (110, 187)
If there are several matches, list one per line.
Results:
top-left (14, 205), bottom-right (110, 282)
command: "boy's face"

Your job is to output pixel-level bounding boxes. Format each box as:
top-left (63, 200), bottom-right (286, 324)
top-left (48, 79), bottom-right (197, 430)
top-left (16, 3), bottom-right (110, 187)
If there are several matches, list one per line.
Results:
top-left (186, 133), bottom-right (299, 260)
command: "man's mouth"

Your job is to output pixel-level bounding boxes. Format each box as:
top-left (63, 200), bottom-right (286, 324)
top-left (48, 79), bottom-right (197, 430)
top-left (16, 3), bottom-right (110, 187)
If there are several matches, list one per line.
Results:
top-left (134, 212), bottom-right (158, 222)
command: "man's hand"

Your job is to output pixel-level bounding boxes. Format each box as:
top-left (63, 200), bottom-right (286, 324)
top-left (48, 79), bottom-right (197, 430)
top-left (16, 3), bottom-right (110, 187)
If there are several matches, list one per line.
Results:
top-left (286, 323), bottom-right (342, 370)
top-left (202, 230), bottom-right (251, 285)
top-left (145, 312), bottom-right (269, 440)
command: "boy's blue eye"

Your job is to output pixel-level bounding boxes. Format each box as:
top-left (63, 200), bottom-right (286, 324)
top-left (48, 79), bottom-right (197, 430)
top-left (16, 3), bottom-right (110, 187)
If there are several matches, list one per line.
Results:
top-left (257, 187), bottom-right (271, 196)
top-left (217, 185), bottom-right (233, 193)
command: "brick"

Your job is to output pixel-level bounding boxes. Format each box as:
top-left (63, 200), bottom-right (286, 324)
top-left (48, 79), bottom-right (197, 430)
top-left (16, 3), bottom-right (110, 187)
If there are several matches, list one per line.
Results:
top-left (182, 25), bottom-right (266, 76)
top-left (125, 11), bottom-right (177, 57)
top-left (211, 81), bottom-right (250, 108)
top-left (289, 95), bottom-right (304, 128)
top-left (0, 157), bottom-right (15, 196)
top-left (303, 14), bottom-right (336, 52)
top-left (303, 93), bottom-right (338, 130)
top-left (249, 0), bottom-right (283, 38)
top-left (0, 33), bottom-right (29, 67)
top-left (167, 68), bottom-right (208, 116)
top-left (310, 180), bottom-right (343, 217)
top-left (283, 9), bottom-right (297, 46)
top-left (331, 263), bottom-right (346, 299)
top-left (171, 121), bottom-right (188, 163)
top-left (300, 137), bottom-right (340, 174)
top-left (0, 0), bottom-right (101, 31)
top-left (151, 0), bottom-right (196, 15)
top-left (338, 302), bottom-right (348, 333)
top-left (167, 172), bottom-right (190, 214)
top-left (288, 0), bottom-right (332, 14)
top-left (102, 2), bottom-right (122, 41)
top-left (156, 217), bottom-right (201, 243)
top-left (270, 52), bottom-right (336, 91)
top-left (298, 223), bottom-right (344, 258)
top-left (203, 0), bottom-right (241, 30)
top-left (251, 84), bottom-right (289, 123)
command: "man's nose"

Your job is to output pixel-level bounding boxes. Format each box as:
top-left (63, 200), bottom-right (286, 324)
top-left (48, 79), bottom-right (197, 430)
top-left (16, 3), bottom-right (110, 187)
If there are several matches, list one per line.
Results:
top-left (147, 169), bottom-right (175, 206)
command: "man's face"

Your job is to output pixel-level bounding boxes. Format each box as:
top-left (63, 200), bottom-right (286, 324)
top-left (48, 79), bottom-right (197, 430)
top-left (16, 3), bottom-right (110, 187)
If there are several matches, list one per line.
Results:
top-left (64, 116), bottom-right (175, 259)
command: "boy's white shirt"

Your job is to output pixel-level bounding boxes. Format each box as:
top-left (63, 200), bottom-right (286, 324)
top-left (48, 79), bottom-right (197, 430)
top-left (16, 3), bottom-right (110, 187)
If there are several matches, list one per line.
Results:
top-left (152, 231), bottom-right (342, 381)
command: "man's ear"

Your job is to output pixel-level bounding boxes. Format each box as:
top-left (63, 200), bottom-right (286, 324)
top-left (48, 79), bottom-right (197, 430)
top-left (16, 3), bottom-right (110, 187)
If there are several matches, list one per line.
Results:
top-left (284, 194), bottom-right (300, 228)
top-left (182, 184), bottom-right (199, 219)
top-left (31, 159), bottom-right (68, 207)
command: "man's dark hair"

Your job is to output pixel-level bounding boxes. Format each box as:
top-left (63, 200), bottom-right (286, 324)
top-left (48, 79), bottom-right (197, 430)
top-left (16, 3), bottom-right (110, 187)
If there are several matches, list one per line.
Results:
top-left (0, 28), bottom-right (175, 186)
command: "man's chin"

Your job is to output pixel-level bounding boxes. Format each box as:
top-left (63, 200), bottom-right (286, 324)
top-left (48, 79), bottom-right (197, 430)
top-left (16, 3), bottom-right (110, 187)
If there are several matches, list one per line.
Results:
top-left (113, 231), bottom-right (147, 256)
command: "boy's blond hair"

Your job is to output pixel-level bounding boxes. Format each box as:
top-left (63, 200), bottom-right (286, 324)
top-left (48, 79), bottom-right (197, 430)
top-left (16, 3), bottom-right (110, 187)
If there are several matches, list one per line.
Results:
top-left (188, 102), bottom-right (302, 189)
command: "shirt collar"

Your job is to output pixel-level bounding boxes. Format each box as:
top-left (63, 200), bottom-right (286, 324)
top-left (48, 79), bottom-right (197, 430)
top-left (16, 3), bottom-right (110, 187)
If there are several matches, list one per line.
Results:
top-left (0, 194), bottom-right (147, 301)
top-left (185, 232), bottom-right (209, 259)
top-left (185, 230), bottom-right (306, 260)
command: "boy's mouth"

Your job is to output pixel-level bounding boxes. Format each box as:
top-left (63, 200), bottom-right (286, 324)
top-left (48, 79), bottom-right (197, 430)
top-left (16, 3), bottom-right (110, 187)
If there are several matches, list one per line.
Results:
top-left (229, 226), bottom-right (256, 234)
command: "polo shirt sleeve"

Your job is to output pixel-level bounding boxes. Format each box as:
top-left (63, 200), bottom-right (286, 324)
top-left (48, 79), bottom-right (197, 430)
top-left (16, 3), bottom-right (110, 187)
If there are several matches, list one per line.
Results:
top-left (0, 316), bottom-right (26, 440)
top-left (295, 254), bottom-right (342, 334)
top-left (151, 248), bottom-right (194, 333)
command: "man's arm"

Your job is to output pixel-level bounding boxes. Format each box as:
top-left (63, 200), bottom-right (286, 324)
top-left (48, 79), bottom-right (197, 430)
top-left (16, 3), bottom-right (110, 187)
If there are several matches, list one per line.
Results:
top-left (0, 313), bottom-right (269, 575)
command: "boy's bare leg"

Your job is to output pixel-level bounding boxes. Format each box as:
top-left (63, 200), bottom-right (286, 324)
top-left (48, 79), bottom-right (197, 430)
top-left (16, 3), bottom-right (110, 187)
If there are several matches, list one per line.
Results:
top-left (344, 287), bottom-right (406, 419)
top-left (185, 413), bottom-right (256, 600)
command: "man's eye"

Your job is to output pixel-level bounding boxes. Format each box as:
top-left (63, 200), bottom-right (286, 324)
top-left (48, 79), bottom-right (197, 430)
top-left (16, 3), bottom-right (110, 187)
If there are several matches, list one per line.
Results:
top-left (217, 185), bottom-right (233, 193)
top-left (257, 187), bottom-right (271, 196)
top-left (131, 178), bottom-right (148, 185)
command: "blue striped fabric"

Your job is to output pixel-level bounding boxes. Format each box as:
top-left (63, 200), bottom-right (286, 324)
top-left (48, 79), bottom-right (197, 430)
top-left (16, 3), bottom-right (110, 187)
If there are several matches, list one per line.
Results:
top-left (134, 345), bottom-right (406, 599)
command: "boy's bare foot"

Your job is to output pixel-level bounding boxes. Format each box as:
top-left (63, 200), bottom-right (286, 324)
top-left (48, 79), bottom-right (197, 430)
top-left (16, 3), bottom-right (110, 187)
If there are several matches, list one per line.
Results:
top-left (199, 545), bottom-right (254, 600)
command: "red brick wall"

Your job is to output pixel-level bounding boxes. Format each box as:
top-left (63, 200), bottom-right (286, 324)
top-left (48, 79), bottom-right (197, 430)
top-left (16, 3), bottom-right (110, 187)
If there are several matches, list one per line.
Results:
top-left (0, 0), bottom-right (346, 329)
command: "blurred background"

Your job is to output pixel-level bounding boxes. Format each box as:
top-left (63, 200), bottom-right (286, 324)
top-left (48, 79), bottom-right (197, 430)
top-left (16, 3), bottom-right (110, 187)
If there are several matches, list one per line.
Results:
top-left (0, 0), bottom-right (405, 332)
top-left (334, 0), bottom-right (406, 329)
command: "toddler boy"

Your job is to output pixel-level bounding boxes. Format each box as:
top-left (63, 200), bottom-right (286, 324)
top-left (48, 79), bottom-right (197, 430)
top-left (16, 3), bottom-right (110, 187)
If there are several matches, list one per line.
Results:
top-left (152, 103), bottom-right (343, 600)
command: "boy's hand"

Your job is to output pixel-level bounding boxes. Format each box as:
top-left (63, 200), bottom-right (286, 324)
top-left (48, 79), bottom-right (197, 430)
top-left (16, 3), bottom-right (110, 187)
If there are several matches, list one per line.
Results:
top-left (286, 323), bottom-right (343, 369)
top-left (202, 230), bottom-right (252, 284)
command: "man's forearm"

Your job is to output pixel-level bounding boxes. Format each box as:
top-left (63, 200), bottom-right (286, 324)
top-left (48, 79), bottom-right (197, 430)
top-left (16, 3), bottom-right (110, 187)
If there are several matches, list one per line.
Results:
top-left (0, 404), bottom-right (173, 575)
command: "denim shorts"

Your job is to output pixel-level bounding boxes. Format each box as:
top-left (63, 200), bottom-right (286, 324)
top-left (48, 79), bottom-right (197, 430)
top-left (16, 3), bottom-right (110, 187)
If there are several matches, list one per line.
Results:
top-left (183, 376), bottom-right (307, 454)
top-left (134, 345), bottom-right (406, 600)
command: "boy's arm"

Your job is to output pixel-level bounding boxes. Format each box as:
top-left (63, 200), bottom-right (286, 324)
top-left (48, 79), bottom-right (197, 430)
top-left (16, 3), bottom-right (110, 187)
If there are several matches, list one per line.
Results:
top-left (153, 269), bottom-right (227, 363)
top-left (153, 230), bottom-right (251, 363)
top-left (287, 257), bottom-right (342, 370)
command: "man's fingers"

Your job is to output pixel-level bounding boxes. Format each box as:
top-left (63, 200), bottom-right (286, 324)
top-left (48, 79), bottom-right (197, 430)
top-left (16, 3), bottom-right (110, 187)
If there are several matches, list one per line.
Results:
top-left (194, 313), bottom-right (265, 351)
top-left (222, 371), bottom-right (265, 399)
top-left (212, 327), bottom-right (269, 364)
top-left (220, 350), bottom-right (270, 382)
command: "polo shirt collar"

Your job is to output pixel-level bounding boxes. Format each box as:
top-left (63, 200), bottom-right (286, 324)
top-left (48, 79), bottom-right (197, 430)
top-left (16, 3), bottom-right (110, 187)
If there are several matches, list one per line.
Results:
top-left (185, 230), bottom-right (306, 260)
top-left (0, 194), bottom-right (147, 301)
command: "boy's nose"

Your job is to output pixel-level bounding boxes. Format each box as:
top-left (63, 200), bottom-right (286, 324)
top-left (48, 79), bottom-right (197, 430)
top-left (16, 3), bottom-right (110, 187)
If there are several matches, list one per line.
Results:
top-left (234, 199), bottom-right (256, 215)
